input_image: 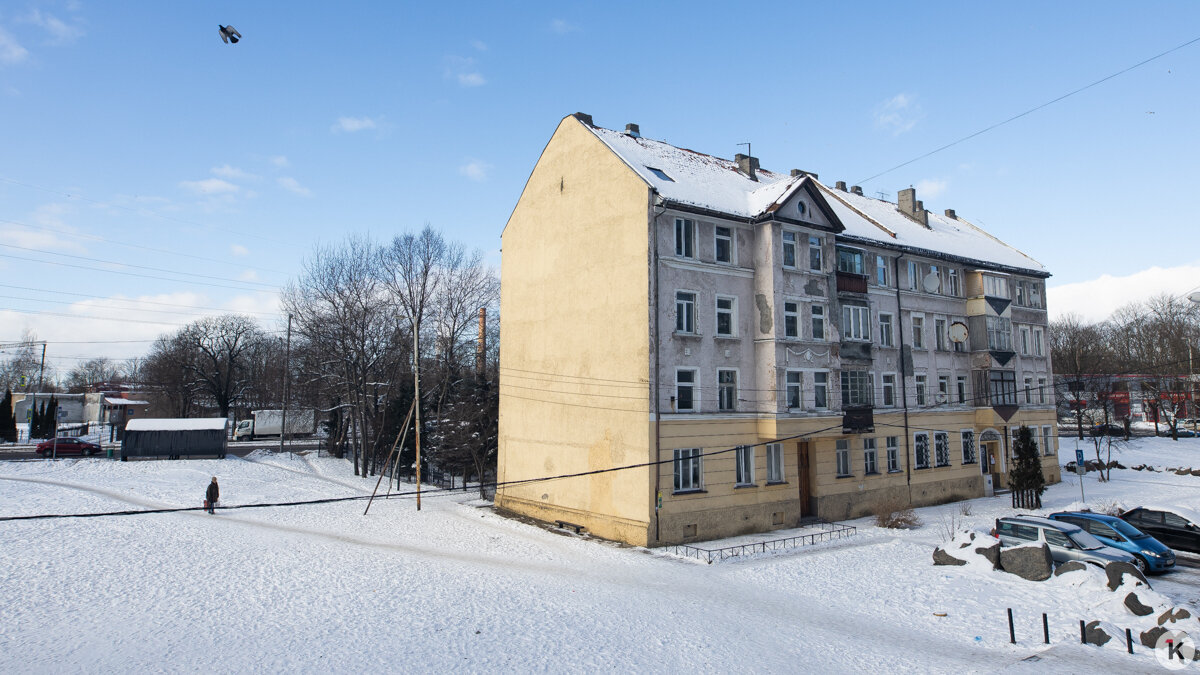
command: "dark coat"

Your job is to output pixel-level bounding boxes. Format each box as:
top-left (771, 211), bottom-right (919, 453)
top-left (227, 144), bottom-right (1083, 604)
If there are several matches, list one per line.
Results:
top-left (206, 481), bottom-right (219, 504)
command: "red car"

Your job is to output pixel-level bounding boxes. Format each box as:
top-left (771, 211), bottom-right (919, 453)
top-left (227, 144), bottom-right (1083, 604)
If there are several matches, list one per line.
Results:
top-left (36, 438), bottom-right (102, 457)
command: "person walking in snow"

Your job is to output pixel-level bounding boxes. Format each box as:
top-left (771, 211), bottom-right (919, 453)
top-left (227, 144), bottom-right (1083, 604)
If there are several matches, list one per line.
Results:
top-left (206, 477), bottom-right (219, 514)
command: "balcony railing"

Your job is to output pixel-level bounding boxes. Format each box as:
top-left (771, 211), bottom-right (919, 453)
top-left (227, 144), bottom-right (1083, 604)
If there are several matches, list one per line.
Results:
top-left (836, 271), bottom-right (868, 294)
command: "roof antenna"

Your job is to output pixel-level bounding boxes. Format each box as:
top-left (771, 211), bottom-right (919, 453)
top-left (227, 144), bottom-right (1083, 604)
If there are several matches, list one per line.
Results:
top-left (737, 142), bottom-right (750, 158)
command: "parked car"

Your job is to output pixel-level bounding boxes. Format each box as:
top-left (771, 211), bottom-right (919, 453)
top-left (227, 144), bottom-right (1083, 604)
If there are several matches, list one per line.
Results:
top-left (1120, 507), bottom-right (1200, 554)
top-left (36, 437), bottom-right (102, 457)
top-left (1091, 423), bottom-right (1127, 437)
top-left (994, 515), bottom-right (1135, 567)
top-left (1169, 428), bottom-right (1198, 438)
top-left (1048, 511), bottom-right (1174, 574)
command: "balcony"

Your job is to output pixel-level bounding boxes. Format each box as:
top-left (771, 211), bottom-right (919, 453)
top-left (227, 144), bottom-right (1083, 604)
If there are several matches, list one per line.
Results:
top-left (836, 271), bottom-right (868, 295)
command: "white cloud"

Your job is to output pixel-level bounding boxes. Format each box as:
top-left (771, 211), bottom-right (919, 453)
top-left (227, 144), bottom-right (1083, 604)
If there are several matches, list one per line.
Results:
top-left (1048, 263), bottom-right (1200, 322)
top-left (471, 39), bottom-right (487, 51)
top-left (230, 244), bottom-right (249, 257)
top-left (269, 155), bottom-right (289, 168)
top-left (445, 56), bottom-right (485, 87)
top-left (276, 176), bottom-right (311, 196)
top-left (0, 27), bottom-right (29, 64)
top-left (457, 72), bottom-right (486, 87)
top-left (458, 159), bottom-right (491, 182)
top-left (0, 225), bottom-right (85, 253)
top-left (550, 19), bottom-right (578, 34)
top-left (874, 93), bottom-right (922, 135)
top-left (211, 165), bottom-right (257, 181)
top-left (914, 178), bottom-right (948, 200)
top-left (238, 269), bottom-right (259, 282)
top-left (331, 116), bottom-right (378, 133)
top-left (179, 178), bottom-right (239, 195)
top-left (23, 9), bottom-right (84, 44)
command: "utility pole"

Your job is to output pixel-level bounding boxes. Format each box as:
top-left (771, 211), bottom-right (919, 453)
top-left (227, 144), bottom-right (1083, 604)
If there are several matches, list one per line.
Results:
top-left (413, 323), bottom-right (422, 511)
top-left (279, 314), bottom-right (292, 455)
top-left (37, 343), bottom-right (46, 390)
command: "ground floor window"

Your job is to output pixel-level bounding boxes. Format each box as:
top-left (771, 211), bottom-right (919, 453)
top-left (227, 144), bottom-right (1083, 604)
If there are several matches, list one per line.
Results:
top-left (961, 430), bottom-right (976, 464)
top-left (673, 448), bottom-right (702, 492)
top-left (934, 432), bottom-right (950, 467)
top-left (735, 445), bottom-right (755, 486)
top-left (914, 432), bottom-right (930, 469)
top-left (836, 440), bottom-right (851, 477)
top-left (766, 443), bottom-right (783, 483)
top-left (886, 437), bottom-right (899, 472)
top-left (864, 438), bottom-right (878, 474)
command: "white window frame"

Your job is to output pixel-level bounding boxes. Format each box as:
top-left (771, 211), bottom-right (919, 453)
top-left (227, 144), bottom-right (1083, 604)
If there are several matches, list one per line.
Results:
top-left (1024, 376), bottom-right (1033, 404)
top-left (766, 443), bottom-right (784, 483)
top-left (783, 300), bottom-right (800, 339)
top-left (945, 268), bottom-right (960, 296)
top-left (864, 437), bottom-right (878, 475)
top-left (841, 304), bottom-right (871, 341)
top-left (809, 235), bottom-right (823, 272)
top-left (1033, 328), bottom-right (1044, 357)
top-left (957, 375), bottom-right (968, 404)
top-left (907, 260), bottom-right (920, 291)
top-left (673, 448), bottom-right (702, 492)
top-left (878, 312), bottom-right (894, 347)
top-left (1038, 377), bottom-right (1047, 404)
top-left (735, 445), bottom-right (755, 486)
top-left (674, 218), bottom-right (695, 259)
top-left (717, 368), bottom-right (738, 412)
top-left (1019, 326), bottom-right (1030, 355)
top-left (782, 231), bottom-right (797, 268)
top-left (876, 255), bottom-right (890, 287)
top-left (811, 304), bottom-right (825, 341)
top-left (886, 437), bottom-right (900, 472)
top-left (915, 374), bottom-right (927, 406)
top-left (714, 226), bottom-right (734, 265)
top-left (841, 369), bottom-right (874, 407)
top-left (675, 290), bottom-right (696, 334)
top-left (715, 295), bottom-right (737, 337)
top-left (836, 439), bottom-right (851, 477)
top-left (938, 374), bottom-right (950, 402)
top-left (983, 274), bottom-right (1009, 299)
top-left (960, 429), bottom-right (976, 464)
top-left (881, 373), bottom-right (896, 408)
top-left (675, 368), bottom-right (698, 412)
top-left (812, 371), bottom-right (829, 410)
top-left (935, 318), bottom-right (948, 351)
top-left (914, 432), bottom-right (930, 469)
top-left (986, 316), bottom-right (1012, 351)
top-left (911, 314), bottom-right (925, 349)
top-left (785, 370), bottom-right (802, 410)
top-left (1042, 425), bottom-right (1055, 456)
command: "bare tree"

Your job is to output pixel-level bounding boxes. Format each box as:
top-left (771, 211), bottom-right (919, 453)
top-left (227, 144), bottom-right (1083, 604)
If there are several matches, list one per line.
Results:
top-left (65, 358), bottom-right (122, 393)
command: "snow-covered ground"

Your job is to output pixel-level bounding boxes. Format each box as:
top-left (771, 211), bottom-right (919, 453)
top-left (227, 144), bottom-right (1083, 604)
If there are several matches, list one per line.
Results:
top-left (2, 440), bottom-right (1199, 673)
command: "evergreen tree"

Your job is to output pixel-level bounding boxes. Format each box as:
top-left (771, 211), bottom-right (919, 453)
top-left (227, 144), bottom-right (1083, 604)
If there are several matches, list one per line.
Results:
top-left (33, 400), bottom-right (45, 439)
top-left (46, 395), bottom-right (59, 438)
top-left (1008, 425), bottom-right (1047, 508)
top-left (0, 389), bottom-right (14, 443)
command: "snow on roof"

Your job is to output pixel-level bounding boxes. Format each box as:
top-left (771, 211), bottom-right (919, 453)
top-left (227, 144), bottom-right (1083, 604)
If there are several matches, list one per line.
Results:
top-left (126, 418), bottom-right (228, 432)
top-left (104, 397), bottom-right (149, 406)
top-left (585, 121), bottom-right (1045, 275)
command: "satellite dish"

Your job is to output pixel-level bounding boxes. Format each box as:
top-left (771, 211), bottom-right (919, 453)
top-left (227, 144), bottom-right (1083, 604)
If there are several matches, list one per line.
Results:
top-left (935, 392), bottom-right (948, 404)
top-left (922, 272), bottom-right (941, 294)
top-left (949, 321), bottom-right (968, 344)
top-left (1190, 291), bottom-right (1200, 304)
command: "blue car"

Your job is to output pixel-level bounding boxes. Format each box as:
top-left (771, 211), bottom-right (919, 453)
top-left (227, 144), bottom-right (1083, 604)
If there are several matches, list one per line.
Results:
top-left (1049, 511), bottom-right (1175, 574)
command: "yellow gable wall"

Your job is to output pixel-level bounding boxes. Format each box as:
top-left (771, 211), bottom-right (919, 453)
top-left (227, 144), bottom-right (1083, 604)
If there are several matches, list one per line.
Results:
top-left (497, 116), bottom-right (654, 542)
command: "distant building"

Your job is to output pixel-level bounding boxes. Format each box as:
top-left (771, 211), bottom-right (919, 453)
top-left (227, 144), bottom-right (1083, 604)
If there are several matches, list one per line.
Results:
top-left (13, 391), bottom-right (150, 434)
top-left (497, 114), bottom-right (1060, 546)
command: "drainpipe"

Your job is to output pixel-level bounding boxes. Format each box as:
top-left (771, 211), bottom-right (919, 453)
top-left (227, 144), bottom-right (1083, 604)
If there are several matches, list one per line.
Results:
top-left (651, 191), bottom-right (665, 542)
top-left (894, 255), bottom-right (913, 499)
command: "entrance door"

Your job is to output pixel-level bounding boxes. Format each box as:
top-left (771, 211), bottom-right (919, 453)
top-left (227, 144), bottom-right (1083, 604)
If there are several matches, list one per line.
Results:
top-left (797, 441), bottom-right (813, 517)
top-left (982, 441), bottom-right (1002, 488)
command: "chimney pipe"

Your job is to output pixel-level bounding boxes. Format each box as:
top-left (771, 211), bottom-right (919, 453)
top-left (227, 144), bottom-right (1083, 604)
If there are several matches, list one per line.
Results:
top-left (625, 123), bottom-right (641, 138)
top-left (835, 181), bottom-right (847, 191)
top-left (476, 307), bottom-right (487, 381)
top-left (572, 112), bottom-right (594, 126)
top-left (734, 153), bottom-right (759, 181)
top-left (850, 185), bottom-right (863, 196)
top-left (944, 208), bottom-right (956, 219)
top-left (790, 169), bottom-right (818, 179)
top-left (898, 188), bottom-right (929, 227)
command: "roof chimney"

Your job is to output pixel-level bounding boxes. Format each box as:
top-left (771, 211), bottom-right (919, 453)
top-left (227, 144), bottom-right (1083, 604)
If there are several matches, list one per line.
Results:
top-left (835, 181), bottom-right (847, 191)
top-left (790, 169), bottom-right (818, 180)
top-left (944, 208), bottom-right (956, 219)
top-left (850, 185), bottom-right (863, 196)
top-left (898, 188), bottom-right (929, 227)
top-left (734, 153), bottom-right (759, 181)
top-left (624, 123), bottom-right (640, 138)
top-left (572, 112), bottom-right (594, 126)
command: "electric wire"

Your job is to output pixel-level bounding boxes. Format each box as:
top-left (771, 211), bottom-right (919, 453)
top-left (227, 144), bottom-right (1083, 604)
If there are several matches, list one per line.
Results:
top-left (0, 243), bottom-right (279, 289)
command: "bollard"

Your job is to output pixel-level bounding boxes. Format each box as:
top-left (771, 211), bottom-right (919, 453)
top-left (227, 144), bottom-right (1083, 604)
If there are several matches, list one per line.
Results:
top-left (1008, 608), bottom-right (1015, 644)
top-left (1080, 620), bottom-right (1086, 644)
top-left (1043, 613), bottom-right (1049, 644)
top-left (1126, 628), bottom-right (1134, 654)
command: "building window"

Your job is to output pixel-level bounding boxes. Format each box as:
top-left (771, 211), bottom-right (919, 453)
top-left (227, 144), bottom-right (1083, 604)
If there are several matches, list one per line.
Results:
top-left (1033, 328), bottom-right (1044, 356)
top-left (813, 372), bottom-right (828, 409)
top-left (881, 373), bottom-right (896, 407)
top-left (1030, 282), bottom-right (1042, 308)
top-left (1024, 376), bottom-right (1033, 404)
top-left (986, 316), bottom-right (1012, 351)
top-left (841, 304), bottom-right (871, 341)
top-left (876, 255), bottom-right (890, 286)
top-left (784, 301), bottom-right (799, 339)
top-left (935, 318), bottom-right (947, 351)
top-left (911, 315), bottom-right (925, 349)
top-left (675, 291), bottom-right (696, 334)
top-left (945, 268), bottom-right (960, 296)
top-left (914, 432), bottom-right (930, 469)
top-left (674, 218), bottom-right (695, 258)
top-left (718, 370), bottom-right (737, 411)
top-left (841, 370), bottom-right (874, 407)
top-left (836, 439), bottom-right (851, 477)
top-left (886, 437), bottom-right (900, 472)
top-left (1015, 280), bottom-right (1026, 306)
top-left (811, 305), bottom-right (825, 340)
top-left (1019, 326), bottom-right (1030, 355)
top-left (1038, 377), bottom-right (1047, 404)
top-left (715, 296), bottom-right (736, 337)
top-left (915, 374), bottom-right (927, 406)
top-left (961, 430), bottom-right (976, 464)
top-left (988, 371), bottom-right (1017, 406)
top-left (864, 438), bottom-right (878, 475)
top-left (879, 313), bottom-right (894, 347)
top-left (782, 231), bottom-right (797, 268)
top-left (767, 443), bottom-right (784, 483)
top-left (927, 264), bottom-right (941, 293)
top-left (934, 431), bottom-right (950, 467)
top-left (675, 369), bottom-right (696, 412)
top-left (673, 448), bottom-right (702, 492)
top-left (938, 375), bottom-right (949, 402)
top-left (809, 236), bottom-right (823, 271)
top-left (907, 260), bottom-right (920, 291)
top-left (983, 274), bottom-right (1009, 299)
top-left (715, 226), bottom-right (733, 264)
top-left (956, 375), bottom-right (968, 404)
top-left (735, 445), bottom-right (755, 486)
top-left (785, 371), bottom-right (802, 409)
top-left (1042, 425), bottom-right (1054, 456)
top-left (836, 246), bottom-right (864, 275)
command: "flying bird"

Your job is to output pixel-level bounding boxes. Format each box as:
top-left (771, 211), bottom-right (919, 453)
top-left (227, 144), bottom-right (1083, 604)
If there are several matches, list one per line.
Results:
top-left (219, 25), bottom-right (241, 44)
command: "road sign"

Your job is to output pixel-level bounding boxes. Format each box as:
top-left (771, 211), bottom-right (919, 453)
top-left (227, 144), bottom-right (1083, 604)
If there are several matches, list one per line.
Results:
top-left (1075, 448), bottom-right (1084, 465)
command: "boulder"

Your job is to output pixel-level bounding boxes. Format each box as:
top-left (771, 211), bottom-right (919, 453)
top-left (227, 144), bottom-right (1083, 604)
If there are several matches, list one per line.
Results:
top-left (999, 543), bottom-right (1053, 581)
top-left (1158, 608), bottom-right (1193, 626)
top-left (933, 547), bottom-right (967, 566)
top-left (1141, 625), bottom-right (1169, 649)
top-left (975, 541), bottom-right (1001, 570)
top-left (1084, 620), bottom-right (1111, 646)
top-left (1105, 561), bottom-right (1150, 591)
top-left (1053, 560), bottom-right (1088, 577)
top-left (1175, 469), bottom-right (1192, 476)
top-left (1125, 591), bottom-right (1155, 616)
top-left (1191, 469), bottom-right (1200, 477)
top-left (1063, 462), bottom-right (1077, 473)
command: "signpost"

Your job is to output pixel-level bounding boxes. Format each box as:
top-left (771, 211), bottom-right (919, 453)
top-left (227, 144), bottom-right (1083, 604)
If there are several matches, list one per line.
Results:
top-left (1075, 445), bottom-right (1086, 502)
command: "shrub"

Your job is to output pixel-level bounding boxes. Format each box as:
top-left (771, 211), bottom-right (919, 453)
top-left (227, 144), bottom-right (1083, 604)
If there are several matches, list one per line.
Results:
top-left (873, 495), bottom-right (922, 529)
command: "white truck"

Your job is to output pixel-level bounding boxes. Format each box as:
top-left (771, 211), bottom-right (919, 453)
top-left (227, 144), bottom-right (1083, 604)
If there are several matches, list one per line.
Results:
top-left (233, 409), bottom-right (317, 441)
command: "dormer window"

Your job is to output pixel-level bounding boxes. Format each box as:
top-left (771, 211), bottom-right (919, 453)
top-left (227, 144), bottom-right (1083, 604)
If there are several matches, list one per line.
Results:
top-left (796, 201), bottom-right (807, 217)
top-left (646, 166), bottom-right (674, 182)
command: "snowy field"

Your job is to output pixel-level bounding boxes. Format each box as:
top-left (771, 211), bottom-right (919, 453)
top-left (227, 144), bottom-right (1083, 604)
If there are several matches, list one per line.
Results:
top-left (3, 440), bottom-right (1200, 673)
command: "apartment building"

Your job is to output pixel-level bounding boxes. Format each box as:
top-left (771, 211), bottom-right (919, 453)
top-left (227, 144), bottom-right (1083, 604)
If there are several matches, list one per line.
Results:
top-left (497, 113), bottom-right (1060, 546)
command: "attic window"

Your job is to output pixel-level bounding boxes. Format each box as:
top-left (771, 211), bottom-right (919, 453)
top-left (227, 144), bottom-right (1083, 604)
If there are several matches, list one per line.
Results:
top-left (796, 201), bottom-right (807, 216)
top-left (646, 166), bottom-right (674, 182)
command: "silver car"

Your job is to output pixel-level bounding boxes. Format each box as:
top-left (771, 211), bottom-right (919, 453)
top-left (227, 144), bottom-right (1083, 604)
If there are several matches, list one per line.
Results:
top-left (995, 515), bottom-right (1135, 567)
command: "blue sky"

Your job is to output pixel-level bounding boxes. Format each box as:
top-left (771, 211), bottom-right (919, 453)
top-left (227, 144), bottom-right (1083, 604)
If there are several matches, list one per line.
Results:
top-left (2, 1), bottom-right (1199, 370)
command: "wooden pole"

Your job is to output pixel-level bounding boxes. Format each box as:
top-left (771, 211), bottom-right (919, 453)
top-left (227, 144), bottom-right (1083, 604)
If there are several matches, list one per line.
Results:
top-left (279, 314), bottom-right (292, 455)
top-left (364, 399), bottom-right (415, 515)
top-left (413, 323), bottom-right (422, 511)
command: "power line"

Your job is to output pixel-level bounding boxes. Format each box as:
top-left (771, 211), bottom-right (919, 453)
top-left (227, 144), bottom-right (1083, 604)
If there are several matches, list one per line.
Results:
top-left (0, 252), bottom-right (280, 293)
top-left (0, 242), bottom-right (278, 289)
top-left (0, 283), bottom-right (284, 317)
top-left (0, 293), bottom-right (284, 319)
top-left (856, 33), bottom-right (1200, 185)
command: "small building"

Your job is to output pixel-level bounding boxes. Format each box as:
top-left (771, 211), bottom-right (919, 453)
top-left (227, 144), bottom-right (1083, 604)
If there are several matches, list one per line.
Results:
top-left (121, 418), bottom-right (228, 460)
